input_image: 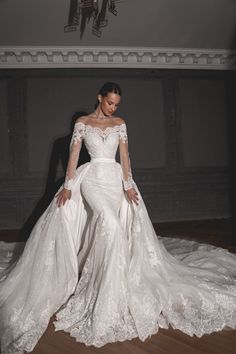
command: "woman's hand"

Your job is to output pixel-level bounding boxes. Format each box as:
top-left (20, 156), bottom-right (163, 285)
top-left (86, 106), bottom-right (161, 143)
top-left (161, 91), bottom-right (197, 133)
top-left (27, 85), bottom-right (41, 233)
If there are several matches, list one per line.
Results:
top-left (56, 188), bottom-right (72, 207)
top-left (125, 188), bottom-right (139, 205)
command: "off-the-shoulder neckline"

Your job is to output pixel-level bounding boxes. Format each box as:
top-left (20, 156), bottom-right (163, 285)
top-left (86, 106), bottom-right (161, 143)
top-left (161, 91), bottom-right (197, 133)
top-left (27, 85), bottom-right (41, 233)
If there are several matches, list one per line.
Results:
top-left (75, 121), bottom-right (126, 133)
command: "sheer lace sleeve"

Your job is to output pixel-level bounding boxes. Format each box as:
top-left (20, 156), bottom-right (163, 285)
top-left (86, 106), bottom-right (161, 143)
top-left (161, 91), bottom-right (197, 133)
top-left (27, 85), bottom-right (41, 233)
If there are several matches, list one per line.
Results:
top-left (119, 123), bottom-right (135, 191)
top-left (63, 122), bottom-right (85, 190)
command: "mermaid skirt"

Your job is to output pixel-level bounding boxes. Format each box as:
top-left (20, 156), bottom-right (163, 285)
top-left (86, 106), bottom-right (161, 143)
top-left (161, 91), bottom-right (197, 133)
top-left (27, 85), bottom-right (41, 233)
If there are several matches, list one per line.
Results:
top-left (0, 161), bottom-right (236, 353)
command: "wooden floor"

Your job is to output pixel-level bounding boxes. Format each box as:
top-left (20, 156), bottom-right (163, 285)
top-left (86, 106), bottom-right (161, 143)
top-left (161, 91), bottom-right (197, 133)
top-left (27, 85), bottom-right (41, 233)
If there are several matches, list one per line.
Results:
top-left (1, 218), bottom-right (236, 354)
top-left (31, 320), bottom-right (236, 354)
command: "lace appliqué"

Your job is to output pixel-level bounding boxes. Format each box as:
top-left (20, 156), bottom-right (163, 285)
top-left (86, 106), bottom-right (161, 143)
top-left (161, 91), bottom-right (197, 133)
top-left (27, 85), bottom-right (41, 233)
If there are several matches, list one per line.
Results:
top-left (64, 175), bottom-right (74, 190)
top-left (64, 122), bottom-right (85, 190)
top-left (123, 174), bottom-right (134, 191)
top-left (85, 123), bottom-right (126, 141)
top-left (70, 122), bottom-right (85, 148)
top-left (119, 123), bottom-right (128, 144)
top-left (118, 124), bottom-right (135, 191)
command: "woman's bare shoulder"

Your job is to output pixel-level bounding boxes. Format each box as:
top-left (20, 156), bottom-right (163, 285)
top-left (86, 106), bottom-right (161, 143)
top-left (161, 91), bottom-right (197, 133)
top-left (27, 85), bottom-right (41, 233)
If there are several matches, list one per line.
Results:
top-left (75, 115), bottom-right (89, 124)
top-left (114, 117), bottom-right (126, 125)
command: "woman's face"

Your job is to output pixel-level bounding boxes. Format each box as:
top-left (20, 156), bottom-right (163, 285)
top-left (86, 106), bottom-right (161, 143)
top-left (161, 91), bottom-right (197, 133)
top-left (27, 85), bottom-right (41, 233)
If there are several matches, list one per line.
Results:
top-left (99, 92), bottom-right (121, 116)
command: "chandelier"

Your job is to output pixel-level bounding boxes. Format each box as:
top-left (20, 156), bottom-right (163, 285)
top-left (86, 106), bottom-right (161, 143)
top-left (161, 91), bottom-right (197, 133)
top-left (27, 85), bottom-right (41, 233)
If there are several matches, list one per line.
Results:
top-left (64, 0), bottom-right (123, 39)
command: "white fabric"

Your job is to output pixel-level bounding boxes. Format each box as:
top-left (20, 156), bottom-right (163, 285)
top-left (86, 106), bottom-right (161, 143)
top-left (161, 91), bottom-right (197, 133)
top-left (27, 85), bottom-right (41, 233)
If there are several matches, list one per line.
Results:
top-left (64, 122), bottom-right (135, 191)
top-left (0, 122), bottom-right (236, 354)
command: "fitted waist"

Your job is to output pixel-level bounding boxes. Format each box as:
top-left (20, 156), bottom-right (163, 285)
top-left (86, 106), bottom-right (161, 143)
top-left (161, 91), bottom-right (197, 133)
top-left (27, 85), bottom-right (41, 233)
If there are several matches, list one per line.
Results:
top-left (90, 157), bottom-right (116, 163)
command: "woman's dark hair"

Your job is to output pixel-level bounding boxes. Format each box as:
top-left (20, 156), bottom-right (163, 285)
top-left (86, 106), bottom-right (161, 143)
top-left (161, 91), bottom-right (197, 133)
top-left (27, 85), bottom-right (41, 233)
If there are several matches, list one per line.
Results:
top-left (98, 82), bottom-right (122, 97)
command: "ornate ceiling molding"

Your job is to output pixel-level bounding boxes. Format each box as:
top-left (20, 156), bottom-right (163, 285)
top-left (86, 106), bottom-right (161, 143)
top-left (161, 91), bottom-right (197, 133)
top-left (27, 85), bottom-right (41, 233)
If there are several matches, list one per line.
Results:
top-left (0, 46), bottom-right (235, 70)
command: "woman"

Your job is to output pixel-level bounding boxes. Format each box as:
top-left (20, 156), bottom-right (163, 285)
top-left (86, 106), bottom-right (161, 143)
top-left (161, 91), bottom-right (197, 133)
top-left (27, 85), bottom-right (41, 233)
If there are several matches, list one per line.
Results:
top-left (0, 82), bottom-right (236, 354)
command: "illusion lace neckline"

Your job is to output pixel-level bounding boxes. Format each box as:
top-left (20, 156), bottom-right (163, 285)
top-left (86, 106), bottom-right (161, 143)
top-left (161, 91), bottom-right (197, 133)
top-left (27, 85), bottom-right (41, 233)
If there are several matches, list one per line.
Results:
top-left (75, 121), bottom-right (125, 133)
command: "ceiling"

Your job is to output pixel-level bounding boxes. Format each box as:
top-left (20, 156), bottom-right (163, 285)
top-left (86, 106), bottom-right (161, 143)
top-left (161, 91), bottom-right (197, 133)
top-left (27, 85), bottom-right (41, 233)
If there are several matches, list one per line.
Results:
top-left (0, 0), bottom-right (236, 50)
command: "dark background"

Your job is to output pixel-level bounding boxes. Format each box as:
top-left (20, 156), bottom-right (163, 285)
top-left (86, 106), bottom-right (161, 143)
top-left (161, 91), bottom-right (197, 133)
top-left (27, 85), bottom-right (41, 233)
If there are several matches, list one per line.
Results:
top-left (0, 68), bottom-right (235, 239)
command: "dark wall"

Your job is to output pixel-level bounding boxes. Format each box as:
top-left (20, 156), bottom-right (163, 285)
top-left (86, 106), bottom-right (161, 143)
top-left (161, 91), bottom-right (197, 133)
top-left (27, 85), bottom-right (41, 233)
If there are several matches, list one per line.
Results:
top-left (226, 71), bottom-right (236, 231)
top-left (0, 68), bottom-right (233, 233)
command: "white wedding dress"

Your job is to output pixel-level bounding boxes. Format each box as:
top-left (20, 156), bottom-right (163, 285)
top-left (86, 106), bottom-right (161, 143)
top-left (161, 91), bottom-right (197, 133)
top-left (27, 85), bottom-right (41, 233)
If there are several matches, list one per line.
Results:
top-left (0, 121), bottom-right (236, 354)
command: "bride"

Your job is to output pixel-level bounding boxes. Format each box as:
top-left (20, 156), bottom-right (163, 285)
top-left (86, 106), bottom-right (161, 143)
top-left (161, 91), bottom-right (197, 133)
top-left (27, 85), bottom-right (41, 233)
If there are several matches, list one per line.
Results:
top-left (0, 82), bottom-right (236, 354)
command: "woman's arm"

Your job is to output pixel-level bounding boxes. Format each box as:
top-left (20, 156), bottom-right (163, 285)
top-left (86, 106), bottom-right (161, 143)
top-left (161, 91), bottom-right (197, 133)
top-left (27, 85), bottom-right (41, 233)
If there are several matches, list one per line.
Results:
top-left (56, 118), bottom-right (85, 207)
top-left (119, 121), bottom-right (139, 205)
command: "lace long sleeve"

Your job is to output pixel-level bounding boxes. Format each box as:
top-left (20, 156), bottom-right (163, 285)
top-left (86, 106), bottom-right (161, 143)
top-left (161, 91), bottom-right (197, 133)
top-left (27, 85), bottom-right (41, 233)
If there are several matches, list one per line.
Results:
top-left (64, 122), bottom-right (85, 190)
top-left (119, 123), bottom-right (135, 191)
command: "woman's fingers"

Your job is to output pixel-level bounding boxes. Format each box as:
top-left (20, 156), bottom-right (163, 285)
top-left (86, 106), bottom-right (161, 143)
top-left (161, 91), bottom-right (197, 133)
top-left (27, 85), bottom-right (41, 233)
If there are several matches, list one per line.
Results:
top-left (132, 191), bottom-right (139, 204)
top-left (56, 196), bottom-right (62, 207)
top-left (58, 197), bottom-right (66, 207)
top-left (56, 192), bottom-right (67, 207)
top-left (55, 189), bottom-right (71, 207)
top-left (126, 189), bottom-right (139, 205)
top-left (133, 194), bottom-right (139, 205)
